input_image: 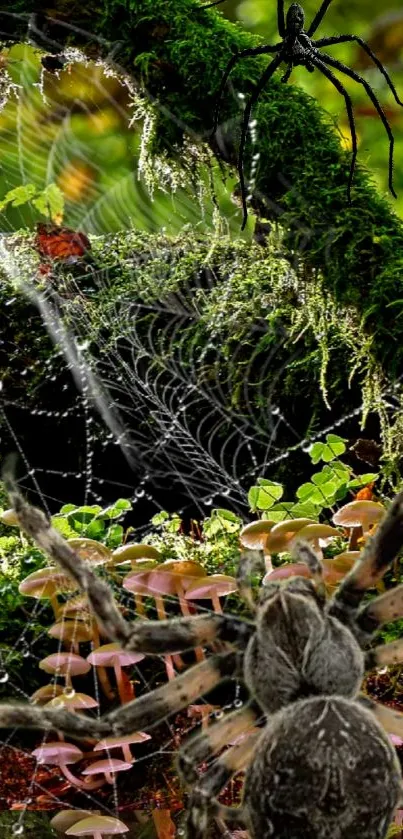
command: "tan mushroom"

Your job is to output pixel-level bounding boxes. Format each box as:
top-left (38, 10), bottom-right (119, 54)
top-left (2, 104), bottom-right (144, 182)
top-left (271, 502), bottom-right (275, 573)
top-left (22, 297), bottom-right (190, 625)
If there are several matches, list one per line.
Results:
top-left (30, 683), bottom-right (65, 705)
top-left (19, 567), bottom-right (78, 619)
top-left (113, 546), bottom-right (160, 617)
top-left (332, 500), bottom-right (385, 549)
top-left (39, 652), bottom-right (91, 692)
top-left (67, 538), bottom-right (113, 567)
top-left (48, 619), bottom-right (95, 655)
top-left (321, 551), bottom-right (360, 588)
top-left (66, 815), bottom-right (129, 839)
top-left (0, 508), bottom-right (19, 526)
top-left (240, 519), bottom-right (276, 571)
top-left (290, 523), bottom-right (340, 560)
top-left (264, 518), bottom-right (316, 556)
top-left (50, 811), bottom-right (101, 834)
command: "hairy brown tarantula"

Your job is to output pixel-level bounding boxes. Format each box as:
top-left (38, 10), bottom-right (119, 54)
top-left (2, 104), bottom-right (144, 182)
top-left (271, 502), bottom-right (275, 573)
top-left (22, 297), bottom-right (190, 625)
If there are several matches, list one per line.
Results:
top-left (2, 470), bottom-right (403, 839)
top-left (207, 0), bottom-right (403, 229)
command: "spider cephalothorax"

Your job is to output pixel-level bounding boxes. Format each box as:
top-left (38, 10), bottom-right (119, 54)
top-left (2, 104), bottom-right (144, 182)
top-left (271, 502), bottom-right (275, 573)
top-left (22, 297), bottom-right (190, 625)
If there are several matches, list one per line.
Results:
top-left (2, 474), bottom-right (403, 838)
top-left (206, 0), bottom-right (403, 228)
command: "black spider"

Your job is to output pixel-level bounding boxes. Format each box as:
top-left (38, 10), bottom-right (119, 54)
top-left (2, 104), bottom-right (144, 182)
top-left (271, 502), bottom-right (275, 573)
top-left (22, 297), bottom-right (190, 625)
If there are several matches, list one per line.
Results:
top-left (204, 0), bottom-right (403, 229)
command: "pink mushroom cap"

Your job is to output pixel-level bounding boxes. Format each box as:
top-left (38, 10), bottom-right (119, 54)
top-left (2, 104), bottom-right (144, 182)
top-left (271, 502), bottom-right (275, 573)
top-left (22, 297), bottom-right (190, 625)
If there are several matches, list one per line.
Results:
top-left (39, 652), bottom-right (91, 676)
top-left (32, 741), bottom-right (83, 765)
top-left (185, 574), bottom-right (237, 599)
top-left (81, 759), bottom-right (133, 775)
top-left (87, 642), bottom-right (144, 667)
top-left (94, 733), bottom-right (151, 750)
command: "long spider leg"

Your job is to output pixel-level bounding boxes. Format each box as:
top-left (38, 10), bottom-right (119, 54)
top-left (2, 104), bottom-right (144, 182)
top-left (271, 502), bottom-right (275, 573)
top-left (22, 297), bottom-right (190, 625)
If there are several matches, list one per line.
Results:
top-left (319, 52), bottom-right (397, 198)
top-left (306, 0), bottom-right (334, 38)
top-left (103, 651), bottom-right (243, 735)
top-left (354, 584), bottom-right (403, 640)
top-left (328, 491), bottom-right (403, 623)
top-left (359, 694), bottom-right (403, 741)
top-left (237, 550), bottom-right (266, 614)
top-left (365, 638), bottom-right (403, 671)
top-left (313, 35), bottom-right (403, 107)
top-left (277, 0), bottom-right (286, 38)
top-left (123, 612), bottom-right (254, 654)
top-left (184, 734), bottom-right (259, 839)
top-left (238, 53), bottom-right (283, 230)
top-left (178, 702), bottom-right (261, 784)
top-left (211, 45), bottom-right (281, 139)
top-left (0, 701), bottom-right (112, 740)
top-left (309, 56), bottom-right (357, 204)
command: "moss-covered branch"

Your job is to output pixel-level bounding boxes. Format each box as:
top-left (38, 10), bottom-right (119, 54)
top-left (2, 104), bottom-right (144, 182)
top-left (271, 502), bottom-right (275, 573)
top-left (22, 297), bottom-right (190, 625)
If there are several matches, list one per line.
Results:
top-left (2, 0), bottom-right (403, 373)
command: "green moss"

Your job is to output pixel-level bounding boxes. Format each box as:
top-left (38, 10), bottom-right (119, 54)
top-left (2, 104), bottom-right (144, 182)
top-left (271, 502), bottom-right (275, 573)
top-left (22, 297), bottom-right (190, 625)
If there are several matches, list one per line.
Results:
top-left (3, 226), bottom-right (402, 492)
top-left (1, 0), bottom-right (403, 377)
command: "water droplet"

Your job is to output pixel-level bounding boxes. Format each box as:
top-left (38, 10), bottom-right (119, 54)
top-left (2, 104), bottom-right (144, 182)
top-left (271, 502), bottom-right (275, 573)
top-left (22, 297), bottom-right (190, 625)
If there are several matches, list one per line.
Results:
top-left (0, 671), bottom-right (9, 683)
top-left (271, 405), bottom-right (280, 416)
top-left (63, 687), bottom-right (75, 699)
top-left (12, 824), bottom-right (24, 835)
top-left (301, 440), bottom-right (312, 453)
top-left (214, 710), bottom-right (224, 720)
top-left (135, 488), bottom-right (145, 499)
top-left (234, 699), bottom-right (243, 709)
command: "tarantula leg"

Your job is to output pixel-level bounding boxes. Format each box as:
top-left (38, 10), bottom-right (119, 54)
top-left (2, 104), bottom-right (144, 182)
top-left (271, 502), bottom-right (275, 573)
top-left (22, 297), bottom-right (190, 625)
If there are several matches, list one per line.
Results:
top-left (236, 550), bottom-right (265, 614)
top-left (365, 638), bottom-right (403, 671)
top-left (291, 539), bottom-right (326, 602)
top-left (307, 0), bottom-right (334, 37)
top-left (3, 472), bottom-right (131, 646)
top-left (329, 491), bottom-right (403, 621)
top-left (355, 585), bottom-right (403, 638)
top-left (359, 694), bottom-right (403, 740)
top-left (277, 0), bottom-right (286, 38)
top-left (238, 53), bottom-right (283, 229)
top-left (103, 651), bottom-right (243, 736)
top-left (177, 701), bottom-right (261, 784)
top-left (184, 735), bottom-right (258, 839)
top-left (310, 56), bottom-right (357, 203)
top-left (320, 52), bottom-right (397, 197)
top-left (313, 35), bottom-right (403, 107)
top-left (281, 64), bottom-right (293, 83)
top-left (124, 613), bottom-right (254, 654)
top-left (0, 702), bottom-right (112, 740)
top-left (210, 44), bottom-right (281, 139)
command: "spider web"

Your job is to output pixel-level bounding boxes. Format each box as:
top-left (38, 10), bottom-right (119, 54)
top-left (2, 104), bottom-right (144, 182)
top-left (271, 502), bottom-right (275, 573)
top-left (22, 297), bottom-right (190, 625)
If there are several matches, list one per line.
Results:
top-left (0, 9), bottom-right (402, 839)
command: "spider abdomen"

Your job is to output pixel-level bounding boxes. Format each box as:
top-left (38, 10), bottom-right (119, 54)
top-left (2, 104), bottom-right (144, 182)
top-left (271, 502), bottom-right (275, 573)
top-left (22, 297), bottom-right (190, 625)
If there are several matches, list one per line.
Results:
top-left (243, 696), bottom-right (401, 839)
top-left (246, 589), bottom-right (364, 713)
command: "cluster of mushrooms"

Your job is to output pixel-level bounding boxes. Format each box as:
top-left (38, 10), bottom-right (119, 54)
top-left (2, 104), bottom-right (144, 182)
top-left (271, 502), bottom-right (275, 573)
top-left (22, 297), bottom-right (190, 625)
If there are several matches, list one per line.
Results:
top-left (0, 496), bottom-right (387, 836)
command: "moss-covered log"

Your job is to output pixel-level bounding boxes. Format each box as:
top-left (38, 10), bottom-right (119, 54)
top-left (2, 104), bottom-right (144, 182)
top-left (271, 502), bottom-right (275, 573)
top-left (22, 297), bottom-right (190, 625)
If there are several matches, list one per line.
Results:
top-left (1, 0), bottom-right (403, 376)
top-left (1, 228), bottom-right (401, 516)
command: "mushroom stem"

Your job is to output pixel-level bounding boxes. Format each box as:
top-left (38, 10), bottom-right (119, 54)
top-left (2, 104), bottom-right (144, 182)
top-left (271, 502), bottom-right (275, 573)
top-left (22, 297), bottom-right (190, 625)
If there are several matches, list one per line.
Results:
top-left (50, 593), bottom-right (60, 620)
top-left (64, 672), bottom-right (73, 691)
top-left (134, 593), bottom-right (146, 617)
top-left (113, 659), bottom-right (131, 705)
top-left (60, 763), bottom-right (100, 789)
top-left (121, 743), bottom-right (133, 763)
top-left (104, 771), bottom-right (115, 784)
top-left (154, 594), bottom-right (178, 679)
top-left (211, 589), bottom-right (223, 614)
top-left (90, 627), bottom-right (115, 701)
top-left (174, 580), bottom-right (204, 663)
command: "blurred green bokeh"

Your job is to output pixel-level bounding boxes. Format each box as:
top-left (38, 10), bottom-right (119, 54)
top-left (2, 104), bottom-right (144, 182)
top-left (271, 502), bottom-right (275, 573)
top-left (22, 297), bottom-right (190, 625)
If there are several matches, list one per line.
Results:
top-left (0, 0), bottom-right (402, 234)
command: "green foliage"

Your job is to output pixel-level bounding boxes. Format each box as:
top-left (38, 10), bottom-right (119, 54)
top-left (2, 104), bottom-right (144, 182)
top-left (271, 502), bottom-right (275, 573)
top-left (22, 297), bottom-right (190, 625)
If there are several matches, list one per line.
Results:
top-left (248, 434), bottom-right (379, 519)
top-left (0, 181), bottom-right (65, 221)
